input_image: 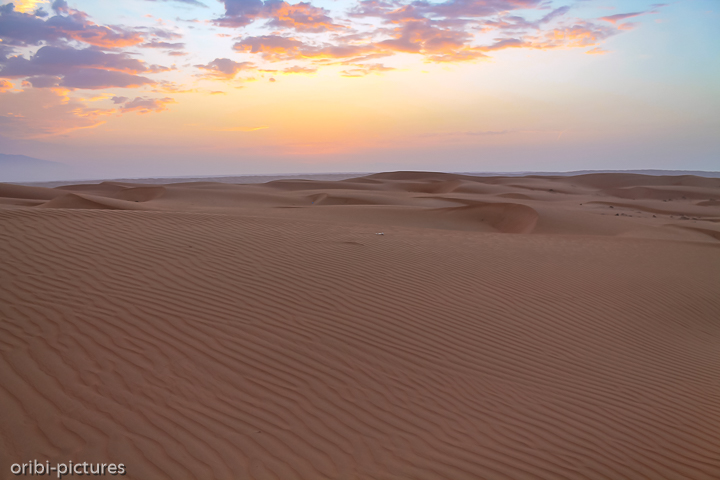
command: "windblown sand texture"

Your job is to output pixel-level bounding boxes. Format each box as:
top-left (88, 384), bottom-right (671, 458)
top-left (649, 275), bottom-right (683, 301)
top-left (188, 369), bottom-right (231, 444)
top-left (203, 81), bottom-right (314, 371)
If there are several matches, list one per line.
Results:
top-left (1, 172), bottom-right (719, 479)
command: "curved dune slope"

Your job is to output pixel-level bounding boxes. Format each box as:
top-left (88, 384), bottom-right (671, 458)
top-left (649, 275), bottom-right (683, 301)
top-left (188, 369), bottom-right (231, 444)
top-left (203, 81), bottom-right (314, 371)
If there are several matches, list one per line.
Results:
top-left (0, 182), bottom-right (66, 201)
top-left (496, 193), bottom-right (534, 200)
top-left (398, 180), bottom-right (463, 194)
top-left (433, 202), bottom-right (539, 233)
top-left (57, 182), bottom-right (128, 196)
top-left (1, 206), bottom-right (719, 480)
top-left (361, 171), bottom-right (481, 182)
top-left (265, 179), bottom-right (381, 192)
top-left (670, 225), bottom-right (720, 242)
top-left (307, 193), bottom-right (381, 206)
top-left (115, 186), bottom-right (167, 202)
top-left (38, 193), bottom-right (149, 210)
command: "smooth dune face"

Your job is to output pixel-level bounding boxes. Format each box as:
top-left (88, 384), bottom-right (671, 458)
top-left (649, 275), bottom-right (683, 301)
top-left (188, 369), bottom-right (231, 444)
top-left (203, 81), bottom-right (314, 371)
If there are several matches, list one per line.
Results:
top-left (1, 172), bottom-right (719, 480)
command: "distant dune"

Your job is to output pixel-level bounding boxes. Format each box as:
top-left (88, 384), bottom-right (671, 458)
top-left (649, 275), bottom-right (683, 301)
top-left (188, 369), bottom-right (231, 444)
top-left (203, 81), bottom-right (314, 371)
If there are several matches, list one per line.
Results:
top-left (17, 169), bottom-right (720, 189)
top-left (1, 172), bottom-right (719, 479)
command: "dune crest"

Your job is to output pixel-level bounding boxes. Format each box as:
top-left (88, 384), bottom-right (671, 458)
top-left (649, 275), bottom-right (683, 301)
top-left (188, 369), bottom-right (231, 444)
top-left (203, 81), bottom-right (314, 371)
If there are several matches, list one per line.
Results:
top-left (0, 182), bottom-right (65, 200)
top-left (39, 193), bottom-right (150, 210)
top-left (115, 186), bottom-right (166, 202)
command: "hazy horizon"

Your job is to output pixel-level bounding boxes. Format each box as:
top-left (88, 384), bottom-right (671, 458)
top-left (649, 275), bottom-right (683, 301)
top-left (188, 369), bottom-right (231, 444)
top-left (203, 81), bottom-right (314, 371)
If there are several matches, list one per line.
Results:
top-left (9, 167), bottom-right (720, 188)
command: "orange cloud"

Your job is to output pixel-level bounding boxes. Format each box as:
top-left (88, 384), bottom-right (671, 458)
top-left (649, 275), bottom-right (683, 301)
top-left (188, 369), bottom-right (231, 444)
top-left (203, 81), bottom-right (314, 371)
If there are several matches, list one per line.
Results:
top-left (0, 3), bottom-right (147, 49)
top-left (586, 47), bottom-right (608, 55)
top-left (7, 0), bottom-right (45, 14)
top-left (600, 12), bottom-right (646, 24)
top-left (218, 0), bottom-right (648, 71)
top-left (0, 79), bottom-right (12, 92)
top-left (232, 36), bottom-right (305, 60)
top-left (233, 35), bottom-right (381, 62)
top-left (341, 63), bottom-right (394, 77)
top-left (215, 0), bottom-right (341, 32)
top-left (195, 58), bottom-right (255, 79)
top-left (268, 2), bottom-right (343, 33)
top-left (283, 65), bottom-right (317, 74)
top-left (64, 24), bottom-right (144, 49)
top-left (427, 49), bottom-right (488, 62)
top-left (212, 126), bottom-right (269, 132)
top-left (0, 88), bottom-right (112, 138)
top-left (544, 23), bottom-right (613, 48)
top-left (118, 97), bottom-right (176, 114)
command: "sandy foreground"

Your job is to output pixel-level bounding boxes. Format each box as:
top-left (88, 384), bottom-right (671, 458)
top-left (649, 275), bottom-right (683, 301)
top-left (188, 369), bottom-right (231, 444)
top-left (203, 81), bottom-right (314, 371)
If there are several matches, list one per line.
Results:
top-left (1, 171), bottom-right (719, 479)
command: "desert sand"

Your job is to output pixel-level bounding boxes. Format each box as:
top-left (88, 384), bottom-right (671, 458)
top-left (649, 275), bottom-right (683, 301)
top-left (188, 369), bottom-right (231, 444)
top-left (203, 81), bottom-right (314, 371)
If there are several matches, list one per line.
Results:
top-left (1, 171), bottom-right (719, 479)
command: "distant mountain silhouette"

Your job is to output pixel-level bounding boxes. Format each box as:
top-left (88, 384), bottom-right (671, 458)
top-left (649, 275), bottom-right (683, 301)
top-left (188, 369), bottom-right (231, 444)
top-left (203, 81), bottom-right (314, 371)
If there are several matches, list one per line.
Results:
top-left (0, 154), bottom-right (78, 182)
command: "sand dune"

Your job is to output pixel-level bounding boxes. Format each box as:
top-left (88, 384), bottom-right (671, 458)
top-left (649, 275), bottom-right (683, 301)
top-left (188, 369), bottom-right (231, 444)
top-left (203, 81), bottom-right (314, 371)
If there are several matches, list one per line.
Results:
top-left (496, 193), bottom-right (534, 200)
top-left (38, 193), bottom-right (150, 211)
top-left (1, 172), bottom-right (719, 479)
top-left (557, 173), bottom-right (720, 189)
top-left (266, 179), bottom-right (383, 192)
top-left (115, 186), bottom-right (166, 203)
top-left (0, 183), bottom-right (66, 201)
top-left (602, 186), bottom-right (720, 202)
top-left (56, 181), bottom-right (129, 196)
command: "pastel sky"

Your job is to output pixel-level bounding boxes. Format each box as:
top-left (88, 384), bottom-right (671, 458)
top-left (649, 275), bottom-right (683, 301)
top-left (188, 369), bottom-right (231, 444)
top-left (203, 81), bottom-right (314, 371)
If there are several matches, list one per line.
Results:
top-left (0, 0), bottom-right (718, 178)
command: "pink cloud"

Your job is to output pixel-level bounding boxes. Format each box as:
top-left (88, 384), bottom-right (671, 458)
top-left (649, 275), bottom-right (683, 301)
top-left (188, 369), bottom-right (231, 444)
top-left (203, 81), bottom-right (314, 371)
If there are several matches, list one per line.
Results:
top-left (140, 40), bottom-right (186, 50)
top-left (195, 58), bottom-right (256, 79)
top-left (215, 0), bottom-right (341, 32)
top-left (267, 2), bottom-right (343, 33)
top-left (118, 96), bottom-right (176, 114)
top-left (60, 69), bottom-right (156, 89)
top-left (0, 46), bottom-right (164, 78)
top-left (586, 47), bottom-right (608, 55)
top-left (600, 12), bottom-right (646, 24)
top-left (229, 0), bottom-right (636, 68)
top-left (283, 65), bottom-right (318, 74)
top-left (0, 3), bottom-right (144, 48)
top-left (341, 63), bottom-right (395, 77)
top-left (0, 87), bottom-right (112, 138)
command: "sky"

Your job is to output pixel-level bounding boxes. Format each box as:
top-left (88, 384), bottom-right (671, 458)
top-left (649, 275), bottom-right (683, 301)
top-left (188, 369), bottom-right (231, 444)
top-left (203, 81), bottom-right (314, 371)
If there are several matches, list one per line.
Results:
top-left (0, 0), bottom-right (718, 178)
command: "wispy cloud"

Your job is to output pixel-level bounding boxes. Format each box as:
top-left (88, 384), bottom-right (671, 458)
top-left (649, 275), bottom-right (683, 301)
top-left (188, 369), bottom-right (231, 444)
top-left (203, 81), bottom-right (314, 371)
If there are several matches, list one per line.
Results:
top-left (341, 63), bottom-right (394, 77)
top-left (212, 126), bottom-right (269, 132)
top-left (283, 65), bottom-right (318, 74)
top-left (586, 47), bottom-right (608, 55)
top-left (145, 0), bottom-right (208, 8)
top-left (0, 87), bottom-right (113, 138)
top-left (118, 96), bottom-right (176, 114)
top-left (195, 58), bottom-right (255, 79)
